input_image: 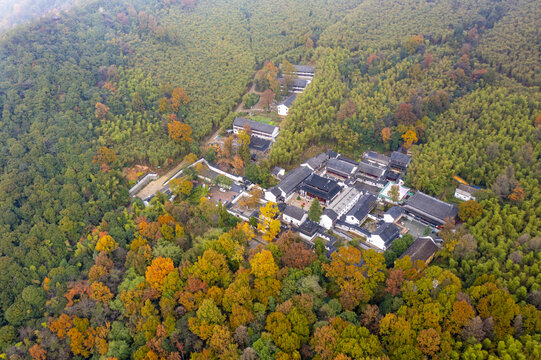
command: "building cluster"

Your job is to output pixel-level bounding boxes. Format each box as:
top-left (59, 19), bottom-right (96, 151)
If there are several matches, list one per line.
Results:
top-left (232, 117), bottom-right (280, 161)
top-left (277, 64), bottom-right (314, 116)
top-left (137, 149), bottom-right (452, 263)
top-left (263, 149), bottom-right (458, 255)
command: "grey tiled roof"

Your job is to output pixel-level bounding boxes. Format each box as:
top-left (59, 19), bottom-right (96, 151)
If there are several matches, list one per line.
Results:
top-left (249, 136), bottom-right (271, 152)
top-left (327, 158), bottom-right (357, 176)
top-left (294, 65), bottom-right (315, 73)
top-left (385, 206), bottom-right (403, 219)
top-left (457, 183), bottom-right (479, 195)
top-left (278, 93), bottom-right (297, 107)
top-left (283, 205), bottom-right (307, 221)
top-left (326, 150), bottom-right (339, 159)
top-left (373, 222), bottom-right (401, 246)
top-left (357, 161), bottom-right (386, 178)
top-left (277, 166), bottom-right (312, 196)
top-left (301, 174), bottom-right (342, 202)
top-left (298, 219), bottom-right (320, 236)
top-left (233, 117), bottom-right (277, 135)
top-left (347, 193), bottom-right (377, 221)
top-left (337, 155), bottom-right (359, 165)
top-left (269, 187), bottom-right (282, 197)
top-left (403, 192), bottom-right (458, 223)
top-left (292, 78), bottom-right (309, 87)
top-left (271, 167), bottom-right (284, 176)
top-left (390, 151), bottom-right (412, 167)
top-left (322, 208), bottom-right (338, 220)
top-left (303, 152), bottom-right (328, 170)
top-left (363, 151), bottom-right (390, 165)
top-left (399, 237), bottom-right (439, 263)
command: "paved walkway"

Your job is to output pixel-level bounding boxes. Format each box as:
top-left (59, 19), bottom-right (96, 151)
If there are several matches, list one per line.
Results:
top-left (136, 160), bottom-right (187, 200)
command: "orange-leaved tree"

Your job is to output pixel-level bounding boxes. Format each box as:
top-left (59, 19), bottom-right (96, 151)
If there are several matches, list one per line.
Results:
top-left (145, 257), bottom-right (176, 292)
top-left (168, 120), bottom-right (193, 143)
top-left (93, 146), bottom-right (117, 166)
top-left (381, 127), bottom-right (391, 143)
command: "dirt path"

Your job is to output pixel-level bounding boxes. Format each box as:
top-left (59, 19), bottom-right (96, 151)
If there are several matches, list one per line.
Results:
top-left (136, 160), bottom-right (187, 200)
top-left (235, 83), bottom-right (267, 113)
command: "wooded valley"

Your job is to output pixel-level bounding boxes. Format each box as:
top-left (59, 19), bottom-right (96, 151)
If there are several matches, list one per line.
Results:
top-left (0, 0), bottom-right (539, 358)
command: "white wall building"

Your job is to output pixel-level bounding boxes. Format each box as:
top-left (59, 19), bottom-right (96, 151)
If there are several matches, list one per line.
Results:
top-left (454, 184), bottom-right (478, 201)
top-left (282, 205), bottom-right (308, 227)
top-left (277, 94), bottom-right (296, 117)
top-left (233, 117), bottom-right (279, 141)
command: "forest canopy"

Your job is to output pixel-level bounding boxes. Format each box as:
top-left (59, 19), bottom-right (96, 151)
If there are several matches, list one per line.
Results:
top-left (0, 0), bottom-right (539, 358)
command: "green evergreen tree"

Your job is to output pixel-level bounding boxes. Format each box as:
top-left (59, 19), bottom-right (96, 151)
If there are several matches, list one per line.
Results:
top-left (308, 199), bottom-right (322, 222)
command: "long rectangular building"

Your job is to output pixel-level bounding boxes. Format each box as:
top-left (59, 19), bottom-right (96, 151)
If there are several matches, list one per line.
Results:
top-left (233, 117), bottom-right (279, 141)
top-left (403, 191), bottom-right (458, 226)
top-left (280, 64), bottom-right (315, 79)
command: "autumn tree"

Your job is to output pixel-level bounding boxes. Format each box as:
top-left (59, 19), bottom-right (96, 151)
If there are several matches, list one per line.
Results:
top-left (239, 187), bottom-right (262, 208)
top-left (257, 201), bottom-right (281, 242)
top-left (49, 313), bottom-right (73, 339)
top-left (403, 34), bottom-right (424, 54)
top-left (260, 89), bottom-right (275, 110)
top-left (88, 282), bottom-right (114, 303)
top-left (336, 98), bottom-right (358, 121)
top-left (401, 128), bottom-right (418, 149)
top-left (168, 120), bottom-right (193, 143)
top-left (285, 242), bottom-right (318, 269)
top-left (95, 234), bottom-right (118, 253)
top-left (184, 152), bottom-right (198, 164)
top-left (232, 155), bottom-right (245, 176)
top-left (159, 97), bottom-right (172, 113)
top-left (29, 344), bottom-right (47, 360)
top-left (145, 257), bottom-right (175, 292)
top-left (170, 177), bottom-right (193, 198)
top-left (474, 285), bottom-right (520, 339)
top-left (416, 328), bottom-right (440, 356)
top-left (458, 200), bottom-right (483, 221)
top-left (93, 147), bottom-right (117, 167)
top-left (323, 247), bottom-right (385, 310)
top-left (381, 127), bottom-right (391, 143)
top-left (171, 87), bottom-right (190, 112)
top-left (395, 103), bottom-right (417, 126)
top-left (508, 186), bottom-right (525, 202)
top-left (95, 102), bottom-right (110, 121)
top-left (188, 249), bottom-right (232, 287)
top-left (535, 113), bottom-right (541, 127)
top-left (188, 299), bottom-right (225, 341)
top-left (445, 300), bottom-right (475, 334)
top-left (250, 249), bottom-right (281, 305)
top-left (385, 269), bottom-right (405, 296)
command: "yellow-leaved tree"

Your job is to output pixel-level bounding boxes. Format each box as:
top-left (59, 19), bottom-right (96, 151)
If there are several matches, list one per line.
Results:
top-left (257, 201), bottom-right (281, 242)
top-left (95, 234), bottom-right (118, 253)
